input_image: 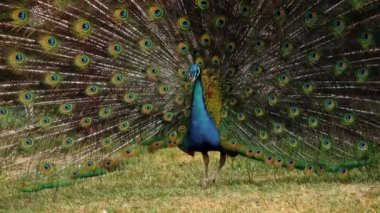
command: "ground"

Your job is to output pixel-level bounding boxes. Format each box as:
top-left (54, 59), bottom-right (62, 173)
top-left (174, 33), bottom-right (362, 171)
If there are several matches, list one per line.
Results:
top-left (0, 148), bottom-right (379, 212)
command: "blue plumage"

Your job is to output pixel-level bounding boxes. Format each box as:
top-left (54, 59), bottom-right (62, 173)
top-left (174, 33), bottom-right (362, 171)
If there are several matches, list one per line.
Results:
top-left (180, 65), bottom-right (221, 154)
top-left (0, 0), bottom-right (379, 193)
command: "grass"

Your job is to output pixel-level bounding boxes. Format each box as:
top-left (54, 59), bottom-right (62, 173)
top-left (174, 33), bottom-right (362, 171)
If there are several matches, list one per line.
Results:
top-left (0, 148), bottom-right (379, 212)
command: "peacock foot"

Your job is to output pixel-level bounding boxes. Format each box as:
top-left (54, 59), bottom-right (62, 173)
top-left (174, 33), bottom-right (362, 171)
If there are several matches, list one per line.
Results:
top-left (199, 178), bottom-right (212, 187)
top-left (208, 172), bottom-right (221, 183)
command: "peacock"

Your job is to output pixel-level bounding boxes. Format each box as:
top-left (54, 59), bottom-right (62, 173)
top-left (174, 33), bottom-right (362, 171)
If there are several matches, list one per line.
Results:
top-left (0, 0), bottom-right (379, 192)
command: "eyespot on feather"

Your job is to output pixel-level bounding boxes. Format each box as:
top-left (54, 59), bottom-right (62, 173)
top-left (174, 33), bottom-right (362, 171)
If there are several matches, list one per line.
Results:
top-left (73, 18), bottom-right (93, 38)
top-left (80, 117), bottom-right (92, 128)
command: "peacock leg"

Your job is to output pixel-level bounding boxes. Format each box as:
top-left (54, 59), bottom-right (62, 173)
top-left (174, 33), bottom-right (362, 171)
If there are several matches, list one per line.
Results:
top-left (210, 152), bottom-right (226, 182)
top-left (201, 152), bottom-right (210, 185)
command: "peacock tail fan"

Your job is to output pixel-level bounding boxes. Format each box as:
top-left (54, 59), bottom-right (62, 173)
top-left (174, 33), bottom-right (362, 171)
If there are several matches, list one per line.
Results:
top-left (217, 0), bottom-right (380, 176)
top-left (0, 0), bottom-right (379, 192)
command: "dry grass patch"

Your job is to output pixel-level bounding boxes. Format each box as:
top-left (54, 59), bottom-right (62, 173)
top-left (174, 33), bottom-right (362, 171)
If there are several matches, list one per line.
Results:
top-left (0, 149), bottom-right (379, 212)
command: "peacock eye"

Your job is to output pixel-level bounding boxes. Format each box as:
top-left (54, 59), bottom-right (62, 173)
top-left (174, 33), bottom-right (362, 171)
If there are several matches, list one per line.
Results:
top-left (44, 164), bottom-right (50, 170)
top-left (18, 11), bottom-right (26, 20)
top-left (47, 73), bottom-right (60, 83)
top-left (120, 10), bottom-right (128, 18)
top-left (155, 9), bottom-right (161, 16)
top-left (197, 0), bottom-right (209, 10)
top-left (81, 56), bottom-right (88, 63)
top-left (149, 5), bottom-right (164, 19)
top-left (24, 93), bottom-right (32, 100)
top-left (114, 44), bottom-right (121, 52)
top-left (215, 16), bottom-right (226, 28)
top-left (358, 68), bottom-right (365, 75)
top-left (145, 40), bottom-right (151, 47)
top-left (305, 11), bottom-right (313, 19)
top-left (177, 17), bottom-right (191, 30)
top-left (15, 53), bottom-right (24, 62)
top-left (0, 108), bottom-right (7, 115)
top-left (310, 52), bottom-right (316, 58)
top-left (359, 141), bottom-right (366, 148)
top-left (48, 37), bottom-right (56, 46)
top-left (276, 10), bottom-right (281, 16)
top-left (304, 11), bottom-right (318, 28)
top-left (334, 59), bottom-right (348, 71)
top-left (82, 22), bottom-right (90, 31)
top-left (334, 20), bottom-right (341, 27)
top-left (361, 33), bottom-right (369, 40)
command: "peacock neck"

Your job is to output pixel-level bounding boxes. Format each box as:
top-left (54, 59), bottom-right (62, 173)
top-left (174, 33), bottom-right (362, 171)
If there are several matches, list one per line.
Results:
top-left (191, 76), bottom-right (209, 121)
top-left (182, 73), bottom-right (221, 152)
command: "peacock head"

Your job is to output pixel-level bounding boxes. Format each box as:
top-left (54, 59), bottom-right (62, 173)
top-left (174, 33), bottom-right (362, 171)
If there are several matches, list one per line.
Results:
top-left (189, 64), bottom-right (201, 82)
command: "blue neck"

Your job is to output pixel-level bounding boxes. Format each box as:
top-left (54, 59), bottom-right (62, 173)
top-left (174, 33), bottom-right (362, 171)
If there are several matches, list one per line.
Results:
top-left (191, 77), bottom-right (209, 123)
top-left (182, 75), bottom-right (221, 152)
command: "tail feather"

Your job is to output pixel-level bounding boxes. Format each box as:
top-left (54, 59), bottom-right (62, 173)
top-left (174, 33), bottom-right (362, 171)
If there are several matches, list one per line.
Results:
top-left (218, 0), bottom-right (380, 175)
top-left (0, 0), bottom-right (379, 192)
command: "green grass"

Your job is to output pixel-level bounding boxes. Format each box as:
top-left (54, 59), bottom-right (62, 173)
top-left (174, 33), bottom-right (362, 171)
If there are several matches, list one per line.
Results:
top-left (0, 148), bottom-right (379, 212)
